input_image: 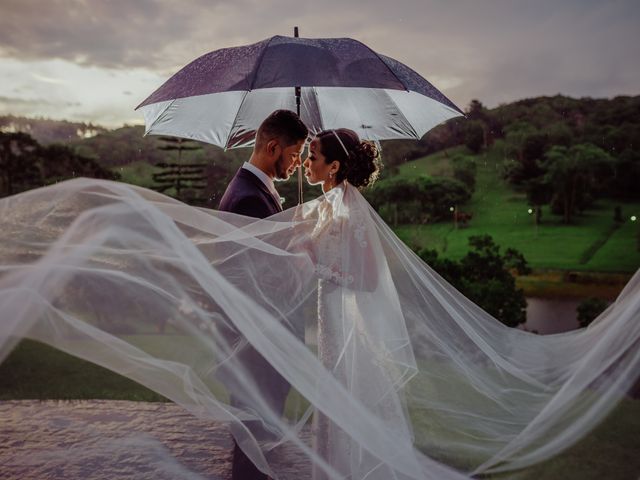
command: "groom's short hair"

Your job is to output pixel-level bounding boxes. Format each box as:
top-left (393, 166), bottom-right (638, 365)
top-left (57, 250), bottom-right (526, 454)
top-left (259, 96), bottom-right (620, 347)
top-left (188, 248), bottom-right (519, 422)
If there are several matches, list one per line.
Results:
top-left (255, 110), bottom-right (308, 149)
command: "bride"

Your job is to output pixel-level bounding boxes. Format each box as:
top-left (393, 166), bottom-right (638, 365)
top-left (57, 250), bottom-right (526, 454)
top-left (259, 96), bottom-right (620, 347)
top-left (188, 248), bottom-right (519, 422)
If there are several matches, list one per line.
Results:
top-left (301, 129), bottom-right (409, 480)
top-left (0, 127), bottom-right (638, 479)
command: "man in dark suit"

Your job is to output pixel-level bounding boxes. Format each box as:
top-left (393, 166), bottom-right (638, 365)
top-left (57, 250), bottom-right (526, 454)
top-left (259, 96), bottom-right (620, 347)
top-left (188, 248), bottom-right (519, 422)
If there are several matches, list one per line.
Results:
top-left (218, 109), bottom-right (308, 480)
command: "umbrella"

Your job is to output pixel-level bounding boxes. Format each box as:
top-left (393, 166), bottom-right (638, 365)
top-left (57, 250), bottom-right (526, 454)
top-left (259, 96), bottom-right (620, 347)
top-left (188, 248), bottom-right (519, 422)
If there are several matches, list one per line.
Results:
top-left (136, 32), bottom-right (464, 200)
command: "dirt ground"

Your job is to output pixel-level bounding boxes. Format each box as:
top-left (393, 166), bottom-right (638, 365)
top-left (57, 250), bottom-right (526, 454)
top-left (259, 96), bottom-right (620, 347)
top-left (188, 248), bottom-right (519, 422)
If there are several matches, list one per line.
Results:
top-left (0, 400), bottom-right (310, 479)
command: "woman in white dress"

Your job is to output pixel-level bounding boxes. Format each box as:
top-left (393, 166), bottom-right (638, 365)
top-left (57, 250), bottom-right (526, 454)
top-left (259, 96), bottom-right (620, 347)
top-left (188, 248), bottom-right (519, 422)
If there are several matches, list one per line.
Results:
top-left (302, 129), bottom-right (407, 479)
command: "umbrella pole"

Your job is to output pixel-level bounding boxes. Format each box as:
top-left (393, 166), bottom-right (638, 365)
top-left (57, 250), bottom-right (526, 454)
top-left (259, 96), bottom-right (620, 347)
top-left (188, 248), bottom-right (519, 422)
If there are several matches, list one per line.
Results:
top-left (294, 26), bottom-right (303, 205)
top-left (296, 85), bottom-right (303, 204)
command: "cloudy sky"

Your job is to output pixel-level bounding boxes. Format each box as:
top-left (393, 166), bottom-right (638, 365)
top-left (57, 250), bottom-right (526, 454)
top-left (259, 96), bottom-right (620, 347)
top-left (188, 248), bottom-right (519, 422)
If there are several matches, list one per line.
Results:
top-left (1, 0), bottom-right (638, 128)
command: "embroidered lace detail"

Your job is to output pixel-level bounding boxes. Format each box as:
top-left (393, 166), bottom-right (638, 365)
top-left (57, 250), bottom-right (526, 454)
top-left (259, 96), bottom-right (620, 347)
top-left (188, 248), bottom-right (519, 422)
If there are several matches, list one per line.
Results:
top-left (314, 263), bottom-right (354, 286)
top-left (353, 216), bottom-right (368, 248)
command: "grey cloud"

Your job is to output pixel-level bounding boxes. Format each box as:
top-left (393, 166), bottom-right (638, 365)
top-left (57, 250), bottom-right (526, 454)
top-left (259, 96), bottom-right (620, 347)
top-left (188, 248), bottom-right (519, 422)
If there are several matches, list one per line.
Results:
top-left (0, 0), bottom-right (214, 69)
top-left (0, 0), bottom-right (638, 113)
top-left (0, 95), bottom-right (82, 119)
top-left (0, 96), bottom-right (54, 107)
top-left (0, 95), bottom-right (81, 108)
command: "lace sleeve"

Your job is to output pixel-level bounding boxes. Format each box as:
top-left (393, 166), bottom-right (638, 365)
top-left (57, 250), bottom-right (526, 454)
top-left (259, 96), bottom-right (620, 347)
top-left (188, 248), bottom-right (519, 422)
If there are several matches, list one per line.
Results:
top-left (313, 217), bottom-right (354, 286)
top-left (311, 200), bottom-right (377, 291)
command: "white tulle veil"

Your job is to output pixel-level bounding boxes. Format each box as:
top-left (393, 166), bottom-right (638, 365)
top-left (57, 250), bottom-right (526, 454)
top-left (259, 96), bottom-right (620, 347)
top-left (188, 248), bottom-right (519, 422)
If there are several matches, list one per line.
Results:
top-left (0, 177), bottom-right (638, 479)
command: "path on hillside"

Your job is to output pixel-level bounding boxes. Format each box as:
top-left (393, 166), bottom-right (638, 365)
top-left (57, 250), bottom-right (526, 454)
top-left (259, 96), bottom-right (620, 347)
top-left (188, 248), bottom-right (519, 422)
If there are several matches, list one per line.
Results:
top-left (0, 400), bottom-right (311, 479)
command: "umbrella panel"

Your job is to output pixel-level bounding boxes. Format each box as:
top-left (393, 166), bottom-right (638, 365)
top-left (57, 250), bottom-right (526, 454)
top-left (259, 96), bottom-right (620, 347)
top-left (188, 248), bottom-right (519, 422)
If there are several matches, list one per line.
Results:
top-left (139, 87), bottom-right (462, 149)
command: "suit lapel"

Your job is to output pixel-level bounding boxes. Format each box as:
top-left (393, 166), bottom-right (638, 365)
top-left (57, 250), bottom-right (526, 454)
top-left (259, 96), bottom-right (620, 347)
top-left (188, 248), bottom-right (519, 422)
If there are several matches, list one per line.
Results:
top-left (238, 168), bottom-right (283, 213)
top-left (269, 190), bottom-right (284, 212)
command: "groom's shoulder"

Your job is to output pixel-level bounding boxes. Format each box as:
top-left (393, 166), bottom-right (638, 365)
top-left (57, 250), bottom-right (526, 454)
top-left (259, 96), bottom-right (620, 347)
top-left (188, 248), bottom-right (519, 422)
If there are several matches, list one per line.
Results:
top-left (222, 168), bottom-right (260, 197)
top-left (218, 168), bottom-right (269, 216)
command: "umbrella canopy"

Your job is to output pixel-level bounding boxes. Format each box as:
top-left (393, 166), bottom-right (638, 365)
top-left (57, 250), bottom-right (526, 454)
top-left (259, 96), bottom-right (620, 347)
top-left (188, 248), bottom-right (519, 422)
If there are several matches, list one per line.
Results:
top-left (136, 35), bottom-right (464, 149)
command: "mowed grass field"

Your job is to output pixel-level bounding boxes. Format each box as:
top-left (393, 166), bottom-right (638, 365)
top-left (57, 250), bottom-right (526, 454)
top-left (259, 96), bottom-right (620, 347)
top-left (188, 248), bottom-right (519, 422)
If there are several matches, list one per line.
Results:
top-left (393, 141), bottom-right (640, 274)
top-left (1, 339), bottom-right (638, 480)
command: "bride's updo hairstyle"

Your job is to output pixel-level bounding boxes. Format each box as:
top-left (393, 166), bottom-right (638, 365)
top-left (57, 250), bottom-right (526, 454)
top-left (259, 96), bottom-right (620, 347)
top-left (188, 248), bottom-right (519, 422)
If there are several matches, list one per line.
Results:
top-left (316, 129), bottom-right (381, 189)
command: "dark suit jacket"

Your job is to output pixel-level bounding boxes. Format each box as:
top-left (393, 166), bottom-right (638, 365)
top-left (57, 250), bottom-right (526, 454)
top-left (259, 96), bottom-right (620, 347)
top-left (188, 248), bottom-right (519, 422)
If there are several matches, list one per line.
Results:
top-left (218, 167), bottom-right (282, 218)
top-left (217, 165), bottom-right (291, 432)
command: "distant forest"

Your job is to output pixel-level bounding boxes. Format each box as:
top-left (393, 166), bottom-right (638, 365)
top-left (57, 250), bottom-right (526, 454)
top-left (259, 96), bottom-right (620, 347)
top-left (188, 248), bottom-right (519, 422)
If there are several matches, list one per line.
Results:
top-left (1, 94), bottom-right (639, 211)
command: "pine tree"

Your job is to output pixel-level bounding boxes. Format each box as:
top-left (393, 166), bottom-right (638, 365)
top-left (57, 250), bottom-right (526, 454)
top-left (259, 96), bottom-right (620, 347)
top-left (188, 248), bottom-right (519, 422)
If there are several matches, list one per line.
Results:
top-left (152, 137), bottom-right (208, 205)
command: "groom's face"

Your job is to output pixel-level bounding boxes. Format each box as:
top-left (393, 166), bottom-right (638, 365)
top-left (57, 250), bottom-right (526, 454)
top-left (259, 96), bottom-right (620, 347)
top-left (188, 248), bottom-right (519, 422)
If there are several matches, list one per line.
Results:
top-left (273, 139), bottom-right (306, 181)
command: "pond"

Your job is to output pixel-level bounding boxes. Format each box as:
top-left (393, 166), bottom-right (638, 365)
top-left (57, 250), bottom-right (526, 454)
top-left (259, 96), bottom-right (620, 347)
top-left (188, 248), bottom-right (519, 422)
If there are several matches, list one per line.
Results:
top-left (523, 297), bottom-right (581, 334)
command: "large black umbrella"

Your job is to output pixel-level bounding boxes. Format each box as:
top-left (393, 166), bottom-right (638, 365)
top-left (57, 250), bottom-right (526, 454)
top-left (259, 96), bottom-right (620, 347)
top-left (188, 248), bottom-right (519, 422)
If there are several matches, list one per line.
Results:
top-left (136, 32), bottom-right (464, 199)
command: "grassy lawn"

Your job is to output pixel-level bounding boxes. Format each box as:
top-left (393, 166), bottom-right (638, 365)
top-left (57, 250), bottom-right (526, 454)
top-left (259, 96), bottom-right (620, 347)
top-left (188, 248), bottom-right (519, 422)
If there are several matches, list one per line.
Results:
top-left (393, 142), bottom-right (640, 274)
top-left (498, 398), bottom-right (640, 480)
top-left (1, 339), bottom-right (638, 479)
top-left (0, 338), bottom-right (167, 401)
top-left (407, 358), bottom-right (640, 479)
top-left (412, 397), bottom-right (640, 480)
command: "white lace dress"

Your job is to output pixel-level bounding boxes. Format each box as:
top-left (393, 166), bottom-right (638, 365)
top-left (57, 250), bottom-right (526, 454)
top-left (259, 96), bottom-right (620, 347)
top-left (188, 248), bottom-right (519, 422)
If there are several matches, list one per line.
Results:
top-left (310, 198), bottom-right (352, 479)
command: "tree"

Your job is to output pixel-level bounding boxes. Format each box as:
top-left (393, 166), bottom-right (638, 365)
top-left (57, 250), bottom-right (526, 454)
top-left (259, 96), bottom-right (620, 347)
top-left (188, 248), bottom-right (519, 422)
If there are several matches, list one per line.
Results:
top-left (577, 298), bottom-right (609, 328)
top-left (152, 137), bottom-right (208, 205)
top-left (542, 143), bottom-right (614, 223)
top-left (545, 122), bottom-right (574, 147)
top-left (464, 120), bottom-right (485, 154)
top-left (73, 125), bottom-right (166, 167)
top-left (524, 177), bottom-right (553, 225)
top-left (39, 144), bottom-right (119, 184)
top-left (451, 154), bottom-right (477, 193)
top-left (157, 136), bottom-right (202, 162)
top-left (366, 176), bottom-right (472, 224)
top-left (419, 235), bottom-right (530, 327)
top-left (502, 122), bottom-right (547, 184)
top-left (0, 132), bottom-right (40, 197)
top-left (466, 99), bottom-right (488, 122)
top-left (608, 149), bottom-right (640, 199)
top-left (465, 99), bottom-right (500, 149)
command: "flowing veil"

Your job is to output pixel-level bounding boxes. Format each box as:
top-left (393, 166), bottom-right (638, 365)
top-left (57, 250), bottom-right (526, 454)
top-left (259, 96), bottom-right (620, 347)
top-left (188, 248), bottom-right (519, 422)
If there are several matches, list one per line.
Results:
top-left (0, 177), bottom-right (638, 479)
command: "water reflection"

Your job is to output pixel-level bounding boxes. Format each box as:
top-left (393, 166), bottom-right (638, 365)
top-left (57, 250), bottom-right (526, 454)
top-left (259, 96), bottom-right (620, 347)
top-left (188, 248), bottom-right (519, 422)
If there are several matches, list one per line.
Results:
top-left (523, 298), bottom-right (581, 334)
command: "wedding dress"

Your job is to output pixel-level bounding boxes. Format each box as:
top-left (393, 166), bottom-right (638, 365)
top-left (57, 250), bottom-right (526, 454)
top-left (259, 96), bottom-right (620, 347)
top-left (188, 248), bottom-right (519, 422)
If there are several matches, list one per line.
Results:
top-left (0, 177), bottom-right (638, 480)
top-left (307, 184), bottom-right (416, 479)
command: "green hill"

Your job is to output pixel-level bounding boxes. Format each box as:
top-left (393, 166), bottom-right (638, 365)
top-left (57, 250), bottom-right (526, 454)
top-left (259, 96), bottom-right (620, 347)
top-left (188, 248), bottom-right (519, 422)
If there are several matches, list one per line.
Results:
top-left (392, 141), bottom-right (640, 274)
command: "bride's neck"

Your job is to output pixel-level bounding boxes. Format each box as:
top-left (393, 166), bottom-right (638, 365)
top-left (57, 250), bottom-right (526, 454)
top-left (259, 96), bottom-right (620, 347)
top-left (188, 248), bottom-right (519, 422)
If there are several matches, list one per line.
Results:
top-left (321, 182), bottom-right (333, 193)
top-left (322, 179), bottom-right (345, 194)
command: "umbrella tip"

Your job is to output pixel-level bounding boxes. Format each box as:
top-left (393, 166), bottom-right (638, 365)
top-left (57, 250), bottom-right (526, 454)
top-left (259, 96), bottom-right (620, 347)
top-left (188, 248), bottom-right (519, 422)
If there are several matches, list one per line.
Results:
top-left (294, 26), bottom-right (299, 37)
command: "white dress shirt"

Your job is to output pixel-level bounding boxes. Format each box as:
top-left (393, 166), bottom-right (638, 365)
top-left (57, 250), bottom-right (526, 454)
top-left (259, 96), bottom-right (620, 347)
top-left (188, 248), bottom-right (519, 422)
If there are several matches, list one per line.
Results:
top-left (242, 162), bottom-right (278, 196)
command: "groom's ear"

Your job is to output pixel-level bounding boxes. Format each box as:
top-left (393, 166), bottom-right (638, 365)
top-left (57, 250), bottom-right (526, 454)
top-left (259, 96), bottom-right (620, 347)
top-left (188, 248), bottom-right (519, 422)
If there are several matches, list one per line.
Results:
top-left (266, 139), bottom-right (280, 157)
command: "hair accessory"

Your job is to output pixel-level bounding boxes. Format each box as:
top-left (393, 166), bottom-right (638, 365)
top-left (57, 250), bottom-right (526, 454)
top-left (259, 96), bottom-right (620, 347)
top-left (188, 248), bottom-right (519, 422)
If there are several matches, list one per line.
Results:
top-left (331, 129), bottom-right (351, 158)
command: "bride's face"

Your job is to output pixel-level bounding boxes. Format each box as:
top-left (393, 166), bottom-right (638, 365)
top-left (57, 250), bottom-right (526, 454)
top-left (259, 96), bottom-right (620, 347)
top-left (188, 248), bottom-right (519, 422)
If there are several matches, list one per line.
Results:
top-left (303, 138), bottom-right (338, 187)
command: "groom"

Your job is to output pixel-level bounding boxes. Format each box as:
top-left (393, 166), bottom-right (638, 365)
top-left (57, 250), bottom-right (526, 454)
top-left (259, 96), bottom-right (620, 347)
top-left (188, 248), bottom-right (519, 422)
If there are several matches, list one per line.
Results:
top-left (219, 109), bottom-right (308, 217)
top-left (218, 109), bottom-right (308, 480)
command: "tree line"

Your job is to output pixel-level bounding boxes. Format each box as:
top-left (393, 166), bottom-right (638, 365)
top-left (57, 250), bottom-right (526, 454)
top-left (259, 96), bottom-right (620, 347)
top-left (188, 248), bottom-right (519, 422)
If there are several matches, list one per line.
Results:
top-left (3, 94), bottom-right (638, 218)
top-left (0, 132), bottom-right (118, 198)
top-left (366, 95), bottom-right (640, 226)
top-left (471, 96), bottom-right (640, 224)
